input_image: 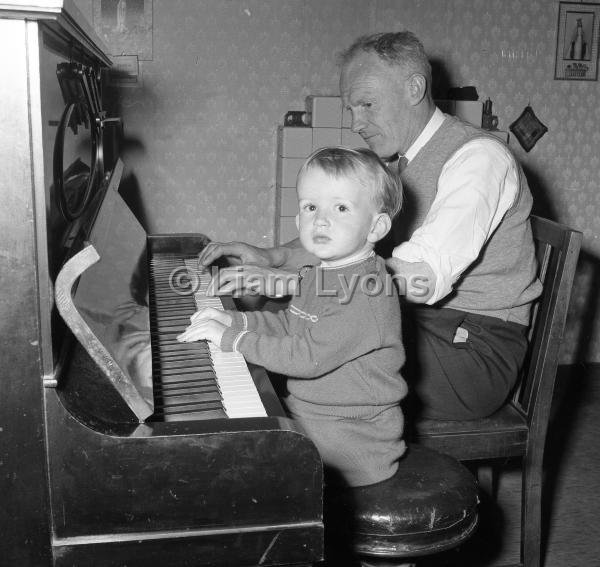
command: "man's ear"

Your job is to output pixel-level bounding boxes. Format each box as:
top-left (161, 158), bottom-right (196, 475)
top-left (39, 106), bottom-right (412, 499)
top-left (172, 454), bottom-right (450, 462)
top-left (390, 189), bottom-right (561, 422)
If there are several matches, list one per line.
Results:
top-left (367, 213), bottom-right (392, 243)
top-left (295, 214), bottom-right (300, 231)
top-left (407, 73), bottom-right (427, 105)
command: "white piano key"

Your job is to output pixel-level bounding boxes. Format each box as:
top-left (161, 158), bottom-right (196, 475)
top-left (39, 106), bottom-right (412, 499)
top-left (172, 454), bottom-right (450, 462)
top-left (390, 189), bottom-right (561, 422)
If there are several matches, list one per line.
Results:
top-left (184, 259), bottom-right (267, 418)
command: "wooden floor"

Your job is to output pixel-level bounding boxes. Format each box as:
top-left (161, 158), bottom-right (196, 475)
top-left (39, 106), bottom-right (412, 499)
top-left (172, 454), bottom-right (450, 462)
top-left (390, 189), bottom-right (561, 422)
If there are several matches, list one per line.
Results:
top-left (427, 363), bottom-right (600, 567)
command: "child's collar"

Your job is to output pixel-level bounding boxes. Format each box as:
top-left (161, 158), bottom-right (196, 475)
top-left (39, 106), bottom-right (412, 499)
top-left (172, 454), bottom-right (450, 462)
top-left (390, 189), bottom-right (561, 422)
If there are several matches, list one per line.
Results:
top-left (319, 250), bottom-right (375, 269)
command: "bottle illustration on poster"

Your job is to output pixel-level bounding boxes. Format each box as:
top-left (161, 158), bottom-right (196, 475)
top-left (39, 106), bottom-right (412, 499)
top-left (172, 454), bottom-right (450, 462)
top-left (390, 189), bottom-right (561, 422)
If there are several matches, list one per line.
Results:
top-left (563, 12), bottom-right (592, 61)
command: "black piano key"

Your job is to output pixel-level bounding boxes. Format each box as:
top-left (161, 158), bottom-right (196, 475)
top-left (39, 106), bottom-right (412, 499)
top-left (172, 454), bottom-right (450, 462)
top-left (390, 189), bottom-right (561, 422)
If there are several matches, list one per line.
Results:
top-left (160, 383), bottom-right (219, 394)
top-left (158, 391), bottom-right (222, 407)
top-left (161, 365), bottom-right (214, 377)
top-left (153, 355), bottom-right (207, 366)
top-left (150, 311), bottom-right (194, 319)
top-left (155, 341), bottom-right (206, 350)
top-left (158, 370), bottom-right (216, 384)
top-left (152, 319), bottom-right (190, 335)
top-left (153, 351), bottom-right (205, 362)
top-left (159, 359), bottom-right (214, 371)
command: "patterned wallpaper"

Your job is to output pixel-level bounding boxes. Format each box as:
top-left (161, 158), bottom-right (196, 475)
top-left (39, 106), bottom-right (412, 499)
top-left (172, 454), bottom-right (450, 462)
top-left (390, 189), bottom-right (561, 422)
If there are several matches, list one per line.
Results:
top-left (76, 0), bottom-right (600, 363)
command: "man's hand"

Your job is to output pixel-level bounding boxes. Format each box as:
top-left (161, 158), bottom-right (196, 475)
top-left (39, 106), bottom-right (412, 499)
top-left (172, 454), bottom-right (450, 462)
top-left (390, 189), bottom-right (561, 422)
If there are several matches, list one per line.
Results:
top-left (207, 265), bottom-right (298, 297)
top-left (198, 241), bottom-right (274, 268)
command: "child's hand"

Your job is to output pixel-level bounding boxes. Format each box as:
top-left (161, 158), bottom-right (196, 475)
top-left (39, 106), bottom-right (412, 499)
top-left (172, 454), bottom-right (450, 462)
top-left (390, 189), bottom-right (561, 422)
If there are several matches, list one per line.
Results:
top-left (177, 319), bottom-right (227, 346)
top-left (190, 307), bottom-right (232, 327)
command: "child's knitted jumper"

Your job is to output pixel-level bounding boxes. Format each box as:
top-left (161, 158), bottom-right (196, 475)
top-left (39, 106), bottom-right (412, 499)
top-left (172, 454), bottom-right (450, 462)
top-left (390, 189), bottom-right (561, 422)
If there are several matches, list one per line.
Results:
top-left (220, 255), bottom-right (407, 486)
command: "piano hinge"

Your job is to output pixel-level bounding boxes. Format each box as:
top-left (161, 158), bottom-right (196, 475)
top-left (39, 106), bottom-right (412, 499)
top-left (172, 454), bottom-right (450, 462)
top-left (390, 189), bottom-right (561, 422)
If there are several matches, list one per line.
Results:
top-left (43, 372), bottom-right (58, 388)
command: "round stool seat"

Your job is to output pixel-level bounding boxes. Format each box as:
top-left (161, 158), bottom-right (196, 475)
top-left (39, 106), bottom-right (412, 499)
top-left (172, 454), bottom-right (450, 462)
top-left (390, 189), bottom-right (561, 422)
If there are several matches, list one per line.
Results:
top-left (325, 444), bottom-right (479, 560)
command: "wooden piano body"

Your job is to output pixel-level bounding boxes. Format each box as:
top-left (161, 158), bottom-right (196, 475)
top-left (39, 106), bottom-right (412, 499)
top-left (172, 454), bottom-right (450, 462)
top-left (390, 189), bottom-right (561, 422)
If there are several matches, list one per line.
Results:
top-left (0, 3), bottom-right (322, 565)
top-left (48, 163), bottom-right (323, 566)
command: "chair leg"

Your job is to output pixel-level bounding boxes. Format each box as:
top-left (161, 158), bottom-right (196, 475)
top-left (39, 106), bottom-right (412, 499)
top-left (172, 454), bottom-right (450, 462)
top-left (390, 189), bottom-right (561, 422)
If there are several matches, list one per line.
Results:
top-left (522, 452), bottom-right (543, 567)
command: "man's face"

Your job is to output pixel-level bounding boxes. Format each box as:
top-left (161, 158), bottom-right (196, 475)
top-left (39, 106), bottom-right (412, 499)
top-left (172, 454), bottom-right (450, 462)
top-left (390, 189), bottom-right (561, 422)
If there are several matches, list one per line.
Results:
top-left (340, 52), bottom-right (414, 159)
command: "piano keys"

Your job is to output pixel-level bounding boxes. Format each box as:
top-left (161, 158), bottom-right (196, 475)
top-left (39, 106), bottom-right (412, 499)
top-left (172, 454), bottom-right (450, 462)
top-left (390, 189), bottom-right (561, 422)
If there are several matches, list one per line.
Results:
top-left (48, 161), bottom-right (323, 566)
top-left (148, 253), bottom-right (267, 420)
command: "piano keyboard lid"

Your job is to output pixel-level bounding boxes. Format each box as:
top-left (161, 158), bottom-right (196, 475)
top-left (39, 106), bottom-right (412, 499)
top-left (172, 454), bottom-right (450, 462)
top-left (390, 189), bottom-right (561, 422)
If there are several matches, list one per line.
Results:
top-left (55, 159), bottom-right (155, 422)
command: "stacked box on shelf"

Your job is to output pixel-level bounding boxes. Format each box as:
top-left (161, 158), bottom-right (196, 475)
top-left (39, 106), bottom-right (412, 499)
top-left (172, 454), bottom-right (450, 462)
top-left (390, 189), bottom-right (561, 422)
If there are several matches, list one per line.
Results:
top-left (276, 126), bottom-right (311, 245)
top-left (275, 96), bottom-right (370, 245)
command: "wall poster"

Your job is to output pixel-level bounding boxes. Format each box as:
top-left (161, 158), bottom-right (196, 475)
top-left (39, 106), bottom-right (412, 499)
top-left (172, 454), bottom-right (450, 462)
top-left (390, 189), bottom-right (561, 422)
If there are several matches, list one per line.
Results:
top-left (93, 0), bottom-right (153, 61)
top-left (555, 1), bottom-right (600, 80)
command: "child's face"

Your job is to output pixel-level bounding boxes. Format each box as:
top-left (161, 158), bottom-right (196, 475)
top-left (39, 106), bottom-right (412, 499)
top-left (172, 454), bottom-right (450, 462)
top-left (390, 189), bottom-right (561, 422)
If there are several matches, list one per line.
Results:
top-left (296, 166), bottom-right (384, 264)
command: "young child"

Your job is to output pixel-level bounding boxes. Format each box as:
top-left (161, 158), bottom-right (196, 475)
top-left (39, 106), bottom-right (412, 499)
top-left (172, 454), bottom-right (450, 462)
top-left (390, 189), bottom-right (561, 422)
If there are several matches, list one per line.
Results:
top-left (178, 147), bottom-right (406, 487)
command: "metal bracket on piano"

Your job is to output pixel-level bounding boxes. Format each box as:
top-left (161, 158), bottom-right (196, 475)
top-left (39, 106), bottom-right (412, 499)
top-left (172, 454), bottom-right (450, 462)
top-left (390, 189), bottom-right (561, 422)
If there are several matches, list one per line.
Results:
top-left (43, 372), bottom-right (58, 388)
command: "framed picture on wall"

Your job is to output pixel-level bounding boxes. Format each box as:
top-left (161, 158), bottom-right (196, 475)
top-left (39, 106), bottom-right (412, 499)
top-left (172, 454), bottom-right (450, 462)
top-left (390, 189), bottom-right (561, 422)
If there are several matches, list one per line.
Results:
top-left (555, 1), bottom-right (600, 80)
top-left (93, 0), bottom-right (153, 60)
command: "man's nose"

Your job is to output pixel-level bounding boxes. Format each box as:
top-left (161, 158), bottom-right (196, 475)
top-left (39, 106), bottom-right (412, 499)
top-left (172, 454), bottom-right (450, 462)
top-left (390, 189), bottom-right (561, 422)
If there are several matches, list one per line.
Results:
top-left (351, 108), bottom-right (365, 133)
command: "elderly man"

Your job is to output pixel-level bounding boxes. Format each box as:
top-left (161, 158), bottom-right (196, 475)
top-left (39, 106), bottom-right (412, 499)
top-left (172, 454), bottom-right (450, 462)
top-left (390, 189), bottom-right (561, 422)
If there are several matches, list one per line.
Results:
top-left (198, 31), bottom-right (541, 421)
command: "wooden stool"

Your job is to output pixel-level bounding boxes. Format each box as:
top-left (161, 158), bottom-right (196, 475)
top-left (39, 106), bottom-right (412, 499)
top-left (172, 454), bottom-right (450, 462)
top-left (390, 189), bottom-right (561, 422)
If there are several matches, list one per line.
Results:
top-left (324, 445), bottom-right (479, 566)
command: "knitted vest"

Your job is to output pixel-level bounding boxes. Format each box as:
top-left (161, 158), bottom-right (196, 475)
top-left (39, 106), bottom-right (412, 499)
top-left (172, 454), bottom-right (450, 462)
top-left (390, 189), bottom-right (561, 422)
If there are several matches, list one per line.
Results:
top-left (395, 114), bottom-right (541, 325)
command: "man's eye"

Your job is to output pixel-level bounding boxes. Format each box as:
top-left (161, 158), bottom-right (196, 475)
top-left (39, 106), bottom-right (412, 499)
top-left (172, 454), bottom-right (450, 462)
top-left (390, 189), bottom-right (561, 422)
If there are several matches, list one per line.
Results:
top-left (337, 205), bottom-right (349, 212)
top-left (304, 204), bottom-right (316, 211)
top-left (362, 102), bottom-right (372, 109)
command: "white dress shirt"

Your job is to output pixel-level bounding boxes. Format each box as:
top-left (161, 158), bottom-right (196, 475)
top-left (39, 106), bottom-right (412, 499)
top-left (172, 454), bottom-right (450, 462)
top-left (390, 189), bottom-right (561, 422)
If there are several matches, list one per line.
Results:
top-left (392, 108), bottom-right (519, 304)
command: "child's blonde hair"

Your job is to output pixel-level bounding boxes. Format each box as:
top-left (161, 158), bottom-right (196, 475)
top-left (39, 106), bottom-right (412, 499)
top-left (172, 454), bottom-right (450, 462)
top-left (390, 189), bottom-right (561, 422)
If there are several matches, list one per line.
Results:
top-left (297, 146), bottom-right (403, 219)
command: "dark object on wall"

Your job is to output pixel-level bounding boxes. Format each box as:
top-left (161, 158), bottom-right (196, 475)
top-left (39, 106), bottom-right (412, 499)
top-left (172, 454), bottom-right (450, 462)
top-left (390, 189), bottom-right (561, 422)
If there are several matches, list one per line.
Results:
top-left (482, 98), bottom-right (499, 131)
top-left (510, 105), bottom-right (548, 152)
top-left (284, 110), bottom-right (308, 126)
top-left (447, 85), bottom-right (479, 100)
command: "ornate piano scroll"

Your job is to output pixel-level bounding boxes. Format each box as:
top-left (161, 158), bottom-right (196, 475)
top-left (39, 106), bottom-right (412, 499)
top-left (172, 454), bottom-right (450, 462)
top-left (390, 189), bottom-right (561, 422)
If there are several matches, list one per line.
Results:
top-left (55, 244), bottom-right (154, 421)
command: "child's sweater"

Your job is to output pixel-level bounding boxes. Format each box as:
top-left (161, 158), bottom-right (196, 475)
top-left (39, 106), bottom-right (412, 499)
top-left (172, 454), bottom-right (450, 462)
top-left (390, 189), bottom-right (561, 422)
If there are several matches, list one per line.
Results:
top-left (220, 255), bottom-right (407, 486)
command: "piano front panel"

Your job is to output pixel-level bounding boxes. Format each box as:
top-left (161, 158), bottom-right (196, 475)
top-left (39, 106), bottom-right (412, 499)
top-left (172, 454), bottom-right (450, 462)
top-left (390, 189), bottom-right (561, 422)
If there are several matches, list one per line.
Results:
top-left (44, 384), bottom-right (323, 562)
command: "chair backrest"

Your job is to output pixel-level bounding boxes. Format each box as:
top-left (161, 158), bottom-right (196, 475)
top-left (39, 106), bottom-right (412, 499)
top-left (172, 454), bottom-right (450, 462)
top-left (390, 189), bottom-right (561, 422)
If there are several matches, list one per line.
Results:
top-left (513, 216), bottom-right (582, 435)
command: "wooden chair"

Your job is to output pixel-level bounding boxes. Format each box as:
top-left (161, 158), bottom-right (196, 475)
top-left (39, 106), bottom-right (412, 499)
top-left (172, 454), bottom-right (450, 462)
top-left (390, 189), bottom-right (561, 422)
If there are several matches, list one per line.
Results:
top-left (414, 216), bottom-right (582, 567)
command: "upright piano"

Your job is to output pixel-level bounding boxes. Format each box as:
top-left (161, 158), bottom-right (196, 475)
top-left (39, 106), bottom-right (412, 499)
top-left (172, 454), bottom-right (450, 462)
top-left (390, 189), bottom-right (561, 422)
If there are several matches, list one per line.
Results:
top-left (0, 3), bottom-right (322, 565)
